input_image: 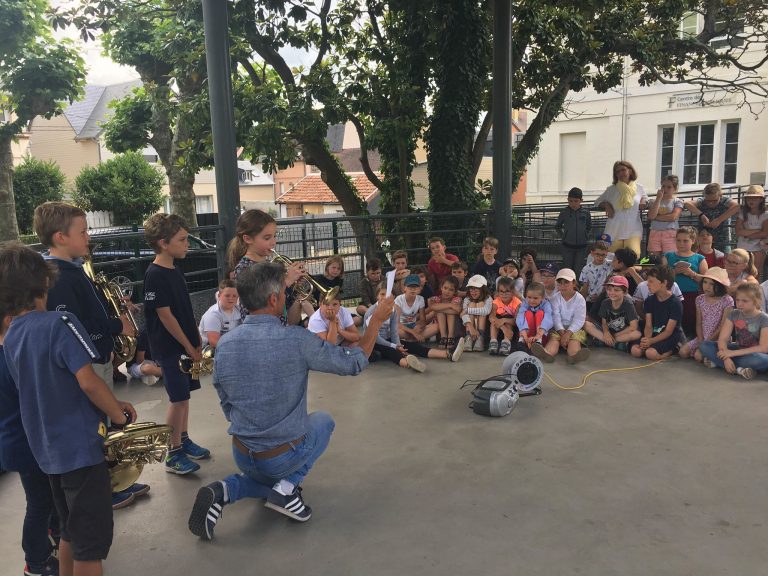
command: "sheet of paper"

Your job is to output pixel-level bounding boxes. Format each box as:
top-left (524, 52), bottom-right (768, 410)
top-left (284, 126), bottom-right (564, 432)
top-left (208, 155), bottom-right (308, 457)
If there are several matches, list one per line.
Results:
top-left (385, 269), bottom-right (396, 297)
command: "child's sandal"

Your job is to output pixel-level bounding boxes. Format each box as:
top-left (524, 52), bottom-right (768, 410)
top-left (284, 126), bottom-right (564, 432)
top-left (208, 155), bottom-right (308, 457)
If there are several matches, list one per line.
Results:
top-left (438, 337), bottom-right (448, 350)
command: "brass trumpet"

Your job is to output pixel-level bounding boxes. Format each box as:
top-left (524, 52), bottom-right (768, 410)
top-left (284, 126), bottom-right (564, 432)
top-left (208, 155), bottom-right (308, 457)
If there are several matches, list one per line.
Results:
top-left (179, 345), bottom-right (215, 379)
top-left (269, 249), bottom-right (339, 306)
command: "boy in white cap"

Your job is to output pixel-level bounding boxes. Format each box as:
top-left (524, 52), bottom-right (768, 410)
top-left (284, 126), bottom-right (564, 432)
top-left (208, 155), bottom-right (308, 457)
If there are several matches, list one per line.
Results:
top-left (541, 268), bottom-right (590, 363)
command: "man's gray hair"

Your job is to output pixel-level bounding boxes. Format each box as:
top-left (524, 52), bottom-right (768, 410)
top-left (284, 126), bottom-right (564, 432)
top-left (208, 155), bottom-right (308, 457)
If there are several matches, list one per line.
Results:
top-left (236, 261), bottom-right (285, 311)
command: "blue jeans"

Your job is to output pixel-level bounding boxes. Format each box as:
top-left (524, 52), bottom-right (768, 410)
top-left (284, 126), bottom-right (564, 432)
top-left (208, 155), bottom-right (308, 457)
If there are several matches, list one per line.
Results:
top-left (19, 467), bottom-right (58, 569)
top-left (699, 341), bottom-right (768, 371)
top-left (224, 412), bottom-right (335, 502)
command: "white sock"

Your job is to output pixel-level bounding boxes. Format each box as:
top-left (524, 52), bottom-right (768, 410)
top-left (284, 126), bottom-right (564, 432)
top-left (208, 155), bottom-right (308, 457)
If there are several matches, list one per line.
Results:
top-left (220, 480), bottom-right (229, 503)
top-left (273, 479), bottom-right (295, 496)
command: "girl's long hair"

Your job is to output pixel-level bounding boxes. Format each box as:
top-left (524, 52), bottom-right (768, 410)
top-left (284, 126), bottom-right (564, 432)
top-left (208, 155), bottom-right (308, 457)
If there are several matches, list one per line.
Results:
top-left (731, 248), bottom-right (759, 277)
top-left (226, 209), bottom-right (276, 270)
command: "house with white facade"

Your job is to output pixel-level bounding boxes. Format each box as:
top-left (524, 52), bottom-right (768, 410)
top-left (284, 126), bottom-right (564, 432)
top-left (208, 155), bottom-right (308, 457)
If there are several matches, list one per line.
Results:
top-left (526, 18), bottom-right (768, 203)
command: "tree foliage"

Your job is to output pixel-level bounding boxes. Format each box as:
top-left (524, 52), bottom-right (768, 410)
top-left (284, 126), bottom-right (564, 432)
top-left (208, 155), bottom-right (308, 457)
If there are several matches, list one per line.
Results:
top-left (73, 152), bottom-right (165, 226)
top-left (0, 0), bottom-right (84, 241)
top-left (12, 157), bottom-right (67, 234)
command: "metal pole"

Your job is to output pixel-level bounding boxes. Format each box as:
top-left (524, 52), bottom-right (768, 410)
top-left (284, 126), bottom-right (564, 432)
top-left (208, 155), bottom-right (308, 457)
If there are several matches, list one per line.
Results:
top-left (492, 0), bottom-right (513, 259)
top-left (201, 0), bottom-right (240, 276)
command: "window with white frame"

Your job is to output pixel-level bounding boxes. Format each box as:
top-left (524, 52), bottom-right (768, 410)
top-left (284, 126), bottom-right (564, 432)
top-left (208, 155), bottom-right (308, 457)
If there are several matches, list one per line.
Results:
top-left (678, 12), bottom-right (698, 39)
top-left (723, 122), bottom-right (739, 184)
top-left (659, 122), bottom-right (740, 187)
top-left (683, 124), bottom-right (715, 185)
top-left (195, 195), bottom-right (213, 214)
top-left (660, 127), bottom-right (674, 180)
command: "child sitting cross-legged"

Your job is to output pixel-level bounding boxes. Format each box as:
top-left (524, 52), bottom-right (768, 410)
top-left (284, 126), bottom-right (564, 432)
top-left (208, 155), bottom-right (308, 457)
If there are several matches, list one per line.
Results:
top-left (631, 265), bottom-right (684, 360)
top-left (700, 282), bottom-right (768, 379)
top-left (516, 281), bottom-right (554, 361)
top-left (395, 274), bottom-right (427, 342)
top-left (365, 283), bottom-right (465, 372)
top-left (461, 275), bottom-right (493, 352)
top-left (488, 276), bottom-right (521, 356)
top-left (542, 268), bottom-right (590, 364)
top-left (585, 275), bottom-right (641, 352)
top-left (426, 276), bottom-right (463, 349)
top-left (679, 267), bottom-right (733, 362)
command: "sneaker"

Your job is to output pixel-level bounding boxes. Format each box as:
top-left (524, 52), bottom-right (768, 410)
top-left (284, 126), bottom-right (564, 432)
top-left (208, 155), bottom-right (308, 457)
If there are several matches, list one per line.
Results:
top-left (702, 357), bottom-right (715, 369)
top-left (473, 336), bottom-right (485, 352)
top-left (405, 354), bottom-right (426, 373)
top-left (141, 375), bottom-right (158, 386)
top-left (182, 437), bottom-right (211, 460)
top-left (463, 334), bottom-right (474, 352)
top-left (737, 367), bottom-right (755, 380)
top-left (449, 336), bottom-right (465, 362)
top-left (24, 556), bottom-right (58, 576)
top-left (488, 340), bottom-right (499, 355)
top-left (265, 487), bottom-right (312, 522)
top-left (47, 531), bottom-right (59, 560)
top-left (112, 490), bottom-right (136, 510)
top-left (530, 341), bottom-right (555, 363)
top-left (499, 340), bottom-right (512, 356)
top-left (166, 451), bottom-right (201, 475)
top-left (567, 348), bottom-right (591, 365)
top-left (120, 482), bottom-right (150, 497)
top-left (188, 482), bottom-right (226, 540)
top-left (112, 370), bottom-right (127, 383)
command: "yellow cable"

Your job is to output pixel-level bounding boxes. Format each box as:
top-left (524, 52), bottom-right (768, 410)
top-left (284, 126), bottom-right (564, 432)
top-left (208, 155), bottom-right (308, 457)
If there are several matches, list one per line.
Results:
top-left (543, 359), bottom-right (667, 391)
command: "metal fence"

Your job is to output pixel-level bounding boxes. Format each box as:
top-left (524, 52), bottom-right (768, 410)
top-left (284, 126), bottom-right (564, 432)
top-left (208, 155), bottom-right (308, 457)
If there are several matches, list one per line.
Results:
top-left (18, 184), bottom-right (748, 316)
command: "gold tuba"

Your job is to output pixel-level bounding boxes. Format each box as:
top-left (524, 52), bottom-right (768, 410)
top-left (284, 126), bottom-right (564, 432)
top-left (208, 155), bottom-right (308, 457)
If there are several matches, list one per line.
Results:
top-left (179, 345), bottom-right (215, 379)
top-left (82, 250), bottom-right (138, 362)
top-left (105, 422), bottom-right (172, 492)
top-left (269, 249), bottom-right (339, 306)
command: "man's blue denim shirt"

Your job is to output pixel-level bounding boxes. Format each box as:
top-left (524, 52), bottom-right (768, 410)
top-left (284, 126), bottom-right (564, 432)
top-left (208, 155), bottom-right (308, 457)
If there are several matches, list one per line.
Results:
top-left (213, 314), bottom-right (368, 451)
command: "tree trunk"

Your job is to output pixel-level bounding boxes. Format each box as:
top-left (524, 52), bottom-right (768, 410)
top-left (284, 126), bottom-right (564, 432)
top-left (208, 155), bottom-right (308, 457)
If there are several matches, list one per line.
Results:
top-left (301, 139), bottom-right (374, 259)
top-left (0, 136), bottom-right (20, 242)
top-left (145, 81), bottom-right (198, 227)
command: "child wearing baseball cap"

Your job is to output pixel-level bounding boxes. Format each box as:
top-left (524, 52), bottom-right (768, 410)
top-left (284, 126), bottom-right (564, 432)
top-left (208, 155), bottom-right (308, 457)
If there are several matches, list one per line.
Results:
top-left (541, 268), bottom-right (590, 363)
top-left (461, 275), bottom-right (493, 352)
top-left (584, 275), bottom-right (641, 352)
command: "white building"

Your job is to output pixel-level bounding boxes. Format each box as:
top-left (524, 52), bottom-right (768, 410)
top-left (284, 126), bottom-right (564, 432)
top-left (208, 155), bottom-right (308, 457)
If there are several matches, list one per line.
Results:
top-left (527, 25), bottom-right (768, 203)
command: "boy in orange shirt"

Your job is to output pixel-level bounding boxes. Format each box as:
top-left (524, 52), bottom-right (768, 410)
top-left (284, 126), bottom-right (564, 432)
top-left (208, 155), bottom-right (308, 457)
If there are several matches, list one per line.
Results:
top-left (488, 277), bottom-right (521, 356)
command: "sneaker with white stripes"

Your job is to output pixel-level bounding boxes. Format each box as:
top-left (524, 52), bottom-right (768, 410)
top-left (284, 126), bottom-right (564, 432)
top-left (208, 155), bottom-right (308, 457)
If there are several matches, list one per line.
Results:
top-left (736, 367), bottom-right (755, 380)
top-left (265, 487), bottom-right (312, 522)
top-left (188, 482), bottom-right (226, 540)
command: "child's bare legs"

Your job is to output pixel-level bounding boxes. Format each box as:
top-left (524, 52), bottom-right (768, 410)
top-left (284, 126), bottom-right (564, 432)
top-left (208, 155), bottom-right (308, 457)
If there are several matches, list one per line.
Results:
top-left (167, 400), bottom-right (189, 448)
top-left (356, 304), bottom-right (368, 317)
top-left (679, 342), bottom-right (693, 359)
top-left (499, 323), bottom-right (514, 341)
top-left (426, 348), bottom-right (454, 361)
top-left (446, 314), bottom-right (457, 337)
top-left (693, 348), bottom-right (703, 362)
top-left (422, 322), bottom-right (439, 340)
top-left (141, 363), bottom-right (163, 378)
top-left (543, 334), bottom-right (560, 357)
top-left (59, 541), bottom-right (102, 576)
top-left (753, 250), bottom-right (765, 280)
top-left (489, 322), bottom-right (499, 342)
top-left (476, 315), bottom-right (487, 334)
top-left (615, 329), bottom-right (641, 342)
top-left (645, 347), bottom-right (673, 361)
top-left (584, 321), bottom-right (604, 341)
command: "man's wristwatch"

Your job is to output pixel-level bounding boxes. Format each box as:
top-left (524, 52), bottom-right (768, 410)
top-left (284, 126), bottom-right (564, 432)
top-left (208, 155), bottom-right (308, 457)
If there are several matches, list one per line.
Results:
top-left (112, 410), bottom-right (133, 431)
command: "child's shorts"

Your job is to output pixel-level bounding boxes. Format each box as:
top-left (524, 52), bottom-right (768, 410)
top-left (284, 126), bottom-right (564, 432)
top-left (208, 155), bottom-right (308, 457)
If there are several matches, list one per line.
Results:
top-left (128, 360), bottom-right (159, 380)
top-left (647, 229), bottom-right (677, 253)
top-left (158, 355), bottom-right (201, 403)
top-left (401, 321), bottom-right (417, 329)
top-left (647, 331), bottom-right (683, 355)
top-left (49, 461), bottom-right (113, 561)
top-left (549, 328), bottom-right (589, 346)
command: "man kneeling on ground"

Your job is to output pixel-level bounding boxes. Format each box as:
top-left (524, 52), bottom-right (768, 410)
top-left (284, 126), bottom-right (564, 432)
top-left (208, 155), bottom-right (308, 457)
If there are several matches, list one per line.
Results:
top-left (188, 261), bottom-right (394, 540)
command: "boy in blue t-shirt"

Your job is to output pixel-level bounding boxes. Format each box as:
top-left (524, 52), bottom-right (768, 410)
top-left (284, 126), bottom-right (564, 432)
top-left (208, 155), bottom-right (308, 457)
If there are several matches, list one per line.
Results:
top-left (33, 201), bottom-right (147, 509)
top-left (143, 213), bottom-right (210, 475)
top-left (0, 243), bottom-right (136, 576)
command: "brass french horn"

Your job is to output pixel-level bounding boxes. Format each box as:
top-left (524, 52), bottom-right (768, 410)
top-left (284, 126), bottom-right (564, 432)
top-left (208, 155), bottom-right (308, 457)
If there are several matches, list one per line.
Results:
top-left (82, 250), bottom-right (139, 362)
top-left (105, 422), bottom-right (172, 492)
top-left (268, 249), bottom-right (339, 306)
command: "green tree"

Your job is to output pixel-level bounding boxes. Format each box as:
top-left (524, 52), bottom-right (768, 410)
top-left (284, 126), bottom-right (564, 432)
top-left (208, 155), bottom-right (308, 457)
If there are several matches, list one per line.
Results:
top-left (12, 157), bottom-right (67, 234)
top-left (73, 152), bottom-right (165, 226)
top-left (0, 0), bottom-right (85, 241)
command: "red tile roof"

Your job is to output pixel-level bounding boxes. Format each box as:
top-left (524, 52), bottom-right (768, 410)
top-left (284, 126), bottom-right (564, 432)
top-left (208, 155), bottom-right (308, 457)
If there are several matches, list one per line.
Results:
top-left (276, 172), bottom-right (380, 204)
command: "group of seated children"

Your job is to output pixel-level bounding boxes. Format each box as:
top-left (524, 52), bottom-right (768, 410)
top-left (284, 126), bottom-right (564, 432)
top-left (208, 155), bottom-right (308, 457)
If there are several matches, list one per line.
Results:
top-left (340, 231), bottom-right (768, 381)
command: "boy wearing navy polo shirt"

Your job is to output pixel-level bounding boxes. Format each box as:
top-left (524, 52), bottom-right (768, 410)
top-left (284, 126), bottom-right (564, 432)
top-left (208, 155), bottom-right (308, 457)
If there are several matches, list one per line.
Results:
top-left (33, 201), bottom-right (148, 510)
top-left (143, 214), bottom-right (210, 475)
top-left (0, 243), bottom-right (136, 576)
